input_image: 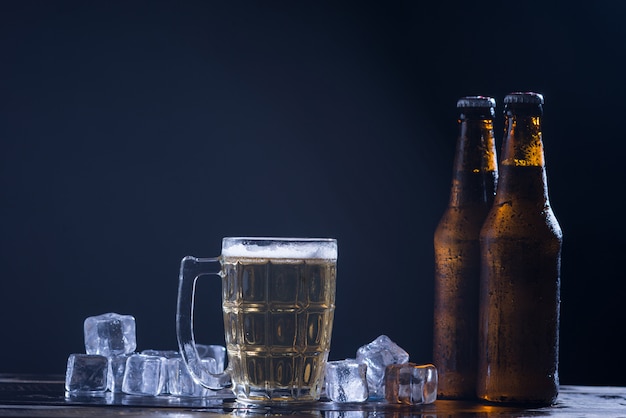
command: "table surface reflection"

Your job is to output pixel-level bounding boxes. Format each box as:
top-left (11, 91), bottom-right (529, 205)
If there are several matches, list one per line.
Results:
top-left (0, 374), bottom-right (624, 417)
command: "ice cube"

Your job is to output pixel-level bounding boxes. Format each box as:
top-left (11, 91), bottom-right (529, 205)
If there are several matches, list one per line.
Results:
top-left (355, 335), bottom-right (409, 399)
top-left (166, 357), bottom-right (210, 397)
top-left (384, 363), bottom-right (438, 405)
top-left (325, 412), bottom-right (368, 418)
top-left (140, 350), bottom-right (181, 394)
top-left (325, 359), bottom-right (368, 403)
top-left (121, 354), bottom-right (166, 396)
top-left (84, 313), bottom-right (136, 357)
top-left (167, 357), bottom-right (232, 398)
top-left (107, 354), bottom-right (131, 393)
top-left (65, 353), bottom-right (108, 393)
top-left (196, 344), bottom-right (226, 372)
top-left (141, 349), bottom-right (180, 358)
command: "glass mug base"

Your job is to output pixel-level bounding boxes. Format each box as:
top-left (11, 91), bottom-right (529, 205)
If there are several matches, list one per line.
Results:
top-left (228, 350), bottom-right (328, 404)
top-left (233, 387), bottom-right (323, 405)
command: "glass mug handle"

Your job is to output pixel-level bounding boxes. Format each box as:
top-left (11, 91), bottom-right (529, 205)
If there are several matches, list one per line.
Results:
top-left (176, 256), bottom-right (231, 390)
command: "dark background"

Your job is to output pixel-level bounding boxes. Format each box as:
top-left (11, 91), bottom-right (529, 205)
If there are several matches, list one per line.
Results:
top-left (1, 1), bottom-right (624, 386)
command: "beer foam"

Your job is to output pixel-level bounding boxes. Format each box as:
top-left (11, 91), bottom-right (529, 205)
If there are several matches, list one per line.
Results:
top-left (221, 238), bottom-right (337, 260)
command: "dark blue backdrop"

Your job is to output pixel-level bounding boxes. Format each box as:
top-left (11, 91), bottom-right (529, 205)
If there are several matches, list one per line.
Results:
top-left (1, 1), bottom-right (624, 386)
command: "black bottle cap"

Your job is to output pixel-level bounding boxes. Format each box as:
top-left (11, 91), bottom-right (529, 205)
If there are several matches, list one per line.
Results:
top-left (456, 96), bottom-right (496, 109)
top-left (504, 92), bottom-right (543, 116)
top-left (504, 92), bottom-right (544, 105)
top-left (457, 96), bottom-right (496, 119)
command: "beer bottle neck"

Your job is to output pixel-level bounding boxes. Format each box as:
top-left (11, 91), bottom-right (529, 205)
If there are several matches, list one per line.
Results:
top-left (448, 118), bottom-right (498, 207)
top-left (501, 115), bottom-right (545, 167)
top-left (496, 114), bottom-right (550, 203)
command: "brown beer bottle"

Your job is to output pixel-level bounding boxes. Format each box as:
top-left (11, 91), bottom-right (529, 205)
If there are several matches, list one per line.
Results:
top-left (477, 92), bottom-right (562, 405)
top-left (433, 96), bottom-right (498, 399)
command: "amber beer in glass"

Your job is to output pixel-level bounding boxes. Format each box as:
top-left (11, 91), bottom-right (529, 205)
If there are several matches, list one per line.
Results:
top-left (478, 92), bottom-right (562, 405)
top-left (177, 237), bottom-right (337, 404)
top-left (433, 96), bottom-right (498, 399)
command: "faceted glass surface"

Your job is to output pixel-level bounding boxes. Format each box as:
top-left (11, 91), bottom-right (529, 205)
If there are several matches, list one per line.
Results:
top-left (221, 256), bottom-right (336, 403)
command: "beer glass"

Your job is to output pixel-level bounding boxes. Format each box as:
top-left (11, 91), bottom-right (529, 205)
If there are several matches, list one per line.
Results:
top-left (176, 237), bottom-right (337, 404)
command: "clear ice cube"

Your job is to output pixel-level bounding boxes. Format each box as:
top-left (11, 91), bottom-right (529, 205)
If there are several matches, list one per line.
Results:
top-left (325, 359), bottom-right (369, 403)
top-left (84, 312), bottom-right (136, 357)
top-left (121, 354), bottom-right (166, 396)
top-left (384, 363), bottom-right (438, 405)
top-left (107, 354), bottom-right (131, 393)
top-left (325, 412), bottom-right (368, 418)
top-left (140, 350), bottom-right (183, 394)
top-left (196, 344), bottom-right (226, 372)
top-left (166, 357), bottom-right (232, 398)
top-left (355, 335), bottom-right (409, 399)
top-left (166, 357), bottom-right (209, 397)
top-left (141, 349), bottom-right (180, 358)
top-left (65, 353), bottom-right (108, 393)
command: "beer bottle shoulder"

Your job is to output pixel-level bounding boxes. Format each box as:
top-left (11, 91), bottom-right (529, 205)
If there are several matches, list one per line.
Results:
top-left (480, 200), bottom-right (562, 242)
top-left (435, 205), bottom-right (492, 243)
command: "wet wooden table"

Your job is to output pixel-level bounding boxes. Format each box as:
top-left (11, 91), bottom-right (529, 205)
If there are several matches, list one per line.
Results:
top-left (0, 374), bottom-right (625, 417)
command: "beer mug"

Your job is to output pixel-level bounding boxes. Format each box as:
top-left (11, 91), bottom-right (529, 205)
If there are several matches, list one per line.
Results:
top-left (176, 237), bottom-right (338, 404)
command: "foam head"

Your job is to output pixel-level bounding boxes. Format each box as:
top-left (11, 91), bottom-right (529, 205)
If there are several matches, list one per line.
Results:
top-left (221, 237), bottom-right (337, 260)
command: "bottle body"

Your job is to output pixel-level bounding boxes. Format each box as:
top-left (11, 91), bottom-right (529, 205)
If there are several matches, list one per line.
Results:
top-left (433, 97), bottom-right (498, 400)
top-left (477, 93), bottom-right (562, 405)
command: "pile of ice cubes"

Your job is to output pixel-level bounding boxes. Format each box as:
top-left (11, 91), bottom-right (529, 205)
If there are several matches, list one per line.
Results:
top-left (65, 312), bottom-right (228, 397)
top-left (325, 335), bottom-right (437, 405)
top-left (66, 313), bottom-right (437, 405)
